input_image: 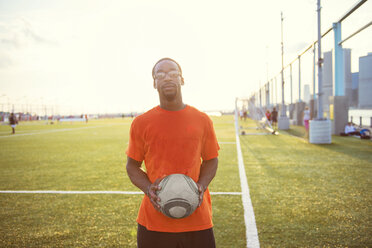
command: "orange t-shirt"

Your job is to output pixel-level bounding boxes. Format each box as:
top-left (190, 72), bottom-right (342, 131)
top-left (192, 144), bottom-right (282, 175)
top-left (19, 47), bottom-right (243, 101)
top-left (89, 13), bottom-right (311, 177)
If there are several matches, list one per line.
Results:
top-left (126, 105), bottom-right (220, 232)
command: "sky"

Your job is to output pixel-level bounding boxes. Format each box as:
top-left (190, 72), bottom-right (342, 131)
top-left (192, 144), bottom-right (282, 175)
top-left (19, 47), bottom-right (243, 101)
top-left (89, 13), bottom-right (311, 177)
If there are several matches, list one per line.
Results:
top-left (0, 0), bottom-right (371, 115)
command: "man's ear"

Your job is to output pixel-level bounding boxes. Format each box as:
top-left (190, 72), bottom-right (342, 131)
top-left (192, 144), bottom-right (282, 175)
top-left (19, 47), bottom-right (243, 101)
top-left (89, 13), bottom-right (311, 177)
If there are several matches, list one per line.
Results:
top-left (180, 77), bottom-right (185, 86)
top-left (153, 80), bottom-right (157, 89)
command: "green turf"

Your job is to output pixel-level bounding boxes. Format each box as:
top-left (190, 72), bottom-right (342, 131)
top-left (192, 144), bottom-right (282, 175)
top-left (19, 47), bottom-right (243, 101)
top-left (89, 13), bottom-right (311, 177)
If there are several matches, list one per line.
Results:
top-left (0, 116), bottom-right (244, 247)
top-left (210, 116), bottom-right (240, 192)
top-left (1, 116), bottom-right (371, 247)
top-left (0, 119), bottom-right (134, 191)
top-left (239, 119), bottom-right (372, 247)
top-left (0, 194), bottom-right (141, 247)
top-left (0, 194), bottom-right (245, 247)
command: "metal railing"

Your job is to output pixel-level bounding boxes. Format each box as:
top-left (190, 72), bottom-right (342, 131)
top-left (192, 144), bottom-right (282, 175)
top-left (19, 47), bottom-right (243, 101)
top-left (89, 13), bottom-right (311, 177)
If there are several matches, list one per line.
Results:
top-left (251, 0), bottom-right (369, 114)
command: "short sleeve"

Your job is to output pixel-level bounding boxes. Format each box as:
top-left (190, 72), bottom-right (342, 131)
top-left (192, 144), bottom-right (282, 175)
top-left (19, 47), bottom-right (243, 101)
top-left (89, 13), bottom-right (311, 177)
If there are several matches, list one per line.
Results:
top-left (201, 116), bottom-right (220, 160)
top-left (126, 118), bottom-right (145, 162)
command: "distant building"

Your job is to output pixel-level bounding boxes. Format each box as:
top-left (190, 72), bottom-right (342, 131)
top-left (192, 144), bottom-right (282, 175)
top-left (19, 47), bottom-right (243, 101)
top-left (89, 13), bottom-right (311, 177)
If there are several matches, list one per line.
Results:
top-left (351, 72), bottom-right (359, 107)
top-left (358, 53), bottom-right (372, 108)
top-left (343, 49), bottom-right (352, 106)
top-left (322, 48), bottom-right (353, 116)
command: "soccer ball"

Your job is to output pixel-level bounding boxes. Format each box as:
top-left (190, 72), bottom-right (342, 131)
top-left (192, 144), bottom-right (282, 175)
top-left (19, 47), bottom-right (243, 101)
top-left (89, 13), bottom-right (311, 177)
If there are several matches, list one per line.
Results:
top-left (157, 174), bottom-right (200, 219)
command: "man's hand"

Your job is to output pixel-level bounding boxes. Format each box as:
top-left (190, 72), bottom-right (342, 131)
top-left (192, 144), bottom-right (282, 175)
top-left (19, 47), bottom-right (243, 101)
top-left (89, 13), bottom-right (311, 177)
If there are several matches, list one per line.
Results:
top-left (126, 157), bottom-right (164, 212)
top-left (146, 178), bottom-right (163, 211)
top-left (196, 182), bottom-right (206, 207)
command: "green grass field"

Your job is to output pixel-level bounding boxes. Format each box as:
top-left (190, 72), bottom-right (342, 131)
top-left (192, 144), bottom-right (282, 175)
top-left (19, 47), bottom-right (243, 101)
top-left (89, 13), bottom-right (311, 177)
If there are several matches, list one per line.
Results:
top-left (0, 117), bottom-right (371, 247)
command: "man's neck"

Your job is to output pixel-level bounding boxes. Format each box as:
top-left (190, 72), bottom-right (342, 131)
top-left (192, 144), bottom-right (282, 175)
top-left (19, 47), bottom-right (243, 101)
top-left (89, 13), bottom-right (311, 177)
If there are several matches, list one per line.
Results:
top-left (159, 97), bottom-right (185, 111)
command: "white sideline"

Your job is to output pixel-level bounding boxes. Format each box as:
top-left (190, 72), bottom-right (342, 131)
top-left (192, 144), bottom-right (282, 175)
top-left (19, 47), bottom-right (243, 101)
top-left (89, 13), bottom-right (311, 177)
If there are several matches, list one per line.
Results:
top-left (0, 124), bottom-right (121, 139)
top-left (235, 111), bottom-right (260, 248)
top-left (0, 190), bottom-right (242, 195)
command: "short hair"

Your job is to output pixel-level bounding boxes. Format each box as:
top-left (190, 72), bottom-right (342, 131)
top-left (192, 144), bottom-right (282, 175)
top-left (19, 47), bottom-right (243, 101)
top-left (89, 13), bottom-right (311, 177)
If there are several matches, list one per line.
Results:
top-left (152, 58), bottom-right (183, 79)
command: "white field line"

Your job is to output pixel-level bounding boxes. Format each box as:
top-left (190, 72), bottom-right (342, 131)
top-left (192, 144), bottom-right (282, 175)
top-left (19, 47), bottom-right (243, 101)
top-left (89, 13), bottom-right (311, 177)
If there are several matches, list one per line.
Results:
top-left (235, 111), bottom-right (260, 248)
top-left (0, 130), bottom-right (31, 134)
top-left (0, 190), bottom-right (242, 195)
top-left (0, 124), bottom-right (122, 139)
top-left (0, 128), bottom-right (103, 135)
top-left (241, 133), bottom-right (270, 136)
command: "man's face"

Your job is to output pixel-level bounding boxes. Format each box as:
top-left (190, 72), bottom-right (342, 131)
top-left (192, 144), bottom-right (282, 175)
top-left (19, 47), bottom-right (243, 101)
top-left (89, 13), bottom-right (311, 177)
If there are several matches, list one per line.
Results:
top-left (153, 60), bottom-right (184, 101)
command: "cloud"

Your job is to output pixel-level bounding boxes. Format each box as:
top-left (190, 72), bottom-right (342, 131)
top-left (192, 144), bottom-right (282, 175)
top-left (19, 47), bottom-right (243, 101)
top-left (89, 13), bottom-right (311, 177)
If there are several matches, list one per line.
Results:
top-left (0, 17), bottom-right (58, 69)
top-left (286, 41), bottom-right (310, 54)
top-left (0, 18), bottom-right (56, 49)
top-left (20, 18), bottom-right (56, 45)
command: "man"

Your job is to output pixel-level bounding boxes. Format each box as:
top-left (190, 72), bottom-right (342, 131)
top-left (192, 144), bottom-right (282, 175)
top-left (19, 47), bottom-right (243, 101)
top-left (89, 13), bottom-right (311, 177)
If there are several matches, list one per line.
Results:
top-left (243, 109), bottom-right (247, 121)
top-left (344, 122), bottom-right (359, 135)
top-left (9, 113), bottom-right (18, 134)
top-left (303, 106), bottom-right (311, 138)
top-left (126, 58), bottom-right (219, 248)
top-left (271, 107), bottom-right (278, 129)
top-left (265, 110), bottom-right (271, 123)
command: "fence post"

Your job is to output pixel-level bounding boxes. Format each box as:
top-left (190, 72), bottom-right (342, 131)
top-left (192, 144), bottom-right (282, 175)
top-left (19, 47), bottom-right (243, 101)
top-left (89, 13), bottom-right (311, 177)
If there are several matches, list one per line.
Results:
top-left (360, 116), bottom-right (362, 127)
top-left (370, 117), bottom-right (372, 127)
top-left (290, 64), bottom-right (293, 104)
top-left (298, 55), bottom-right (301, 102)
top-left (351, 116), bottom-right (353, 123)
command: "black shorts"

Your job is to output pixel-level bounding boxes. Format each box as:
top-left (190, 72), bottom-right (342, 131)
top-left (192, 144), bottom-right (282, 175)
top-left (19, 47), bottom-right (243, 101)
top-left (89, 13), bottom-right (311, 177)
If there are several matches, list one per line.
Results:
top-left (137, 224), bottom-right (216, 248)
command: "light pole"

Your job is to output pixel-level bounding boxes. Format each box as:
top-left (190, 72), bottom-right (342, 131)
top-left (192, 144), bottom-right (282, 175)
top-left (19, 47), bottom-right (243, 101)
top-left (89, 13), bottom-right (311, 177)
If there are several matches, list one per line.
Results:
top-left (317, 0), bottom-right (323, 119)
top-left (278, 11), bottom-right (290, 130)
top-left (280, 11), bottom-right (286, 117)
top-left (309, 0), bottom-right (332, 144)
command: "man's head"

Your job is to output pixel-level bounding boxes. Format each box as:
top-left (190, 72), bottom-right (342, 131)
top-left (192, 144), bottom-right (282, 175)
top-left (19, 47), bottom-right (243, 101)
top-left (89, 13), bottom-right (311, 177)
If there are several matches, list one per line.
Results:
top-left (152, 58), bottom-right (183, 80)
top-left (152, 58), bottom-right (184, 101)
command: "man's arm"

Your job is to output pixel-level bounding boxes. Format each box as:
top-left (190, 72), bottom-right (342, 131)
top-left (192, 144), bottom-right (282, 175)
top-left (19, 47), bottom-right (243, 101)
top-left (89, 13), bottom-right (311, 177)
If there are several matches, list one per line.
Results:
top-left (197, 157), bottom-right (218, 206)
top-left (126, 156), bottom-right (161, 211)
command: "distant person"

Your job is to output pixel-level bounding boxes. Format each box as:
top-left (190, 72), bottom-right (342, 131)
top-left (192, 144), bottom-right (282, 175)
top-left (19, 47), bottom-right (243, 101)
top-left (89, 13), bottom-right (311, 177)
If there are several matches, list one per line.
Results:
top-left (243, 110), bottom-right (247, 121)
top-left (271, 107), bottom-right (278, 129)
top-left (85, 114), bottom-right (88, 123)
top-left (359, 128), bottom-right (371, 139)
top-left (303, 106), bottom-right (311, 138)
top-left (126, 58), bottom-right (219, 248)
top-left (340, 122), bottom-right (371, 139)
top-left (9, 113), bottom-right (18, 134)
top-left (265, 110), bottom-right (271, 123)
top-left (341, 122), bottom-right (359, 136)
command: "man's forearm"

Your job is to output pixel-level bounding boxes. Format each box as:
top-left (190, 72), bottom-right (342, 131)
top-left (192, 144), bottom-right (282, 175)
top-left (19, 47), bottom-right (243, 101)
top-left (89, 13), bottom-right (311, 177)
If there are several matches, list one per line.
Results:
top-left (197, 158), bottom-right (218, 190)
top-left (126, 158), bottom-right (152, 194)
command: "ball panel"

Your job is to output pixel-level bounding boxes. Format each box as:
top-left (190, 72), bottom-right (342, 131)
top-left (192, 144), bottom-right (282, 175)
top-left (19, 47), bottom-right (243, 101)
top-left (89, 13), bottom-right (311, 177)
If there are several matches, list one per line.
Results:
top-left (182, 174), bottom-right (199, 195)
top-left (169, 206), bottom-right (187, 218)
top-left (156, 174), bottom-right (200, 219)
top-left (162, 199), bottom-right (192, 219)
top-left (157, 175), bottom-right (170, 195)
